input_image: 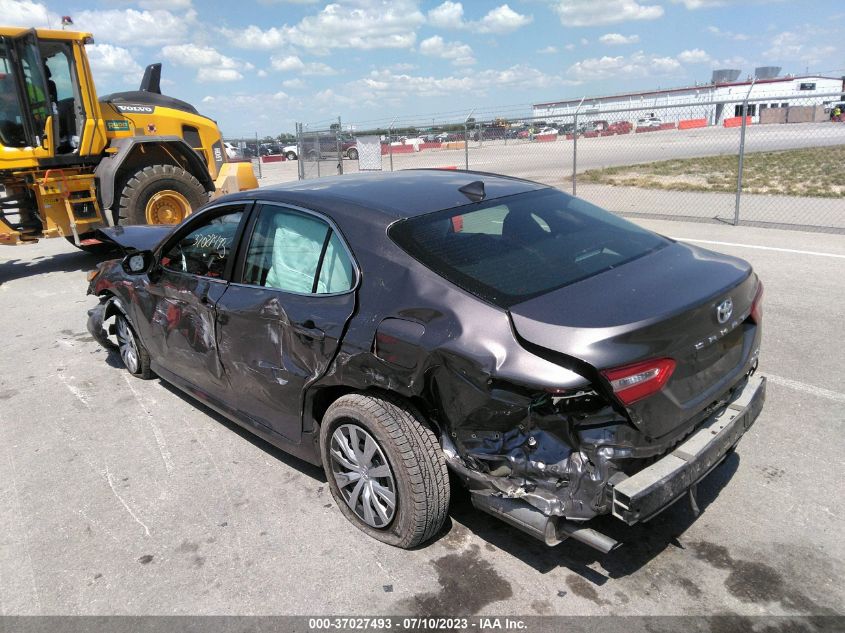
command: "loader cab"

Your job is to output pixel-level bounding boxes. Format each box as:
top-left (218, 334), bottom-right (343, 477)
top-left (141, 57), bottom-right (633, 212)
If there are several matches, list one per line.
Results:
top-left (0, 30), bottom-right (85, 156)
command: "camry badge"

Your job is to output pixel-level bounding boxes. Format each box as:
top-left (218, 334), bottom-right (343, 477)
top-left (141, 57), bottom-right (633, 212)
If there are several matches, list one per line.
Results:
top-left (716, 298), bottom-right (733, 324)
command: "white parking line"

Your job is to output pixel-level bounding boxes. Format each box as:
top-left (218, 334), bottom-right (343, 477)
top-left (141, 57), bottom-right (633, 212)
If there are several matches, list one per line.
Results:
top-left (669, 238), bottom-right (845, 259)
top-left (766, 374), bottom-right (845, 404)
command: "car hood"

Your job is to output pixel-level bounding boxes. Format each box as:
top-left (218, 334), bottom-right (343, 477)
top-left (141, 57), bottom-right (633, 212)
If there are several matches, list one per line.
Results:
top-left (96, 225), bottom-right (175, 253)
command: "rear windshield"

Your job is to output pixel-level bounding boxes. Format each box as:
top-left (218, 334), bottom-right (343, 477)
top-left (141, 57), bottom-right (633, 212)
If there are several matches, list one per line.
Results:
top-left (388, 188), bottom-right (669, 307)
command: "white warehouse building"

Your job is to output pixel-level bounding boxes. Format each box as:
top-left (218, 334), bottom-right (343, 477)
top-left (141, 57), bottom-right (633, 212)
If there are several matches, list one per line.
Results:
top-left (533, 69), bottom-right (845, 126)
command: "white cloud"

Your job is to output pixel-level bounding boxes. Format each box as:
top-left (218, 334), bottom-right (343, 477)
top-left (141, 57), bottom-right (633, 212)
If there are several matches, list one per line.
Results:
top-left (671, 0), bottom-right (728, 8)
top-left (677, 48), bottom-right (711, 63)
top-left (428, 0), bottom-right (464, 28)
top-left (567, 50), bottom-right (682, 80)
top-left (427, 2), bottom-right (532, 34)
top-left (348, 64), bottom-right (574, 101)
top-left (551, 0), bottom-right (663, 27)
top-left (138, 0), bottom-right (193, 8)
top-left (419, 35), bottom-right (475, 66)
top-left (271, 55), bottom-right (305, 72)
top-left (74, 8), bottom-right (197, 47)
top-left (477, 4), bottom-right (533, 33)
top-left (282, 78), bottom-right (306, 89)
top-left (599, 33), bottom-right (640, 45)
top-left (706, 25), bottom-right (750, 41)
top-left (270, 54), bottom-right (336, 75)
top-left (0, 0), bottom-right (56, 28)
top-left (564, 43), bottom-right (576, 50)
top-left (538, 46), bottom-right (558, 54)
top-left (198, 68), bottom-right (243, 82)
top-left (162, 44), bottom-right (252, 82)
top-left (223, 0), bottom-right (424, 52)
top-left (85, 43), bottom-right (144, 84)
top-left (763, 28), bottom-right (836, 67)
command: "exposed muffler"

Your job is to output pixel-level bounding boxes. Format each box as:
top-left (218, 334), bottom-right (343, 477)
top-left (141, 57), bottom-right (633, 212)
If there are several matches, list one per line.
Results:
top-left (471, 491), bottom-right (620, 554)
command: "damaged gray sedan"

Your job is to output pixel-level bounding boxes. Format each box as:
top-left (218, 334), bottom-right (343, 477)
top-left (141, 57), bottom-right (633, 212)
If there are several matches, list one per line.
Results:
top-left (87, 170), bottom-right (765, 552)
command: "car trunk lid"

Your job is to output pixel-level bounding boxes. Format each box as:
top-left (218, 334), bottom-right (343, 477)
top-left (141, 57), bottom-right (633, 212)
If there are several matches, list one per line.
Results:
top-left (509, 241), bottom-right (759, 439)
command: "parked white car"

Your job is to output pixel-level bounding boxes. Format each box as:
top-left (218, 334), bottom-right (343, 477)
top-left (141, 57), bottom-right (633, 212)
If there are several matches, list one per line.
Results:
top-left (636, 116), bottom-right (662, 128)
top-left (223, 142), bottom-right (239, 159)
top-left (537, 127), bottom-right (559, 136)
top-left (283, 144), bottom-right (298, 160)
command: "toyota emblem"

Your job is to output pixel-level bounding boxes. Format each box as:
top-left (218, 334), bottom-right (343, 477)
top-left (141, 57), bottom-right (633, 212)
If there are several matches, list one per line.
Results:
top-left (716, 298), bottom-right (733, 324)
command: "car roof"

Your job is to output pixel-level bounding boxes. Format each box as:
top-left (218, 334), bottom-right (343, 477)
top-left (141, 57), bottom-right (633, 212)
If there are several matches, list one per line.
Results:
top-left (235, 169), bottom-right (548, 221)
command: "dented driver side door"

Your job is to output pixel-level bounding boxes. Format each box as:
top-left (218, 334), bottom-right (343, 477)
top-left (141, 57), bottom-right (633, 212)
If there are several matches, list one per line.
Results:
top-left (143, 205), bottom-right (248, 397)
top-left (214, 202), bottom-right (357, 441)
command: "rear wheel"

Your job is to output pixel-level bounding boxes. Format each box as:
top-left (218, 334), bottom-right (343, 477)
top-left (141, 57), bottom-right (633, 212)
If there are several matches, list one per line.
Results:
top-left (285, 151), bottom-right (297, 161)
top-left (117, 164), bottom-right (208, 226)
top-left (320, 393), bottom-right (449, 549)
top-left (347, 147), bottom-right (359, 160)
top-left (115, 314), bottom-right (152, 379)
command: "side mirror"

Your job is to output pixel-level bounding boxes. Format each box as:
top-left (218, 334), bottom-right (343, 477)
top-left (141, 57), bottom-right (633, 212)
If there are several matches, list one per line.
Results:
top-left (121, 250), bottom-right (155, 275)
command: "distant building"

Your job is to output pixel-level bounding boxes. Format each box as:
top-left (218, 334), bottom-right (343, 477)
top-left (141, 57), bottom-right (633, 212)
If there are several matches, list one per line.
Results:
top-left (533, 73), bottom-right (845, 125)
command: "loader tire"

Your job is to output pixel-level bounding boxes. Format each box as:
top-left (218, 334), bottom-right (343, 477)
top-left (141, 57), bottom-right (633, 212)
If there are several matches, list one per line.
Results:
top-left (117, 164), bottom-right (208, 226)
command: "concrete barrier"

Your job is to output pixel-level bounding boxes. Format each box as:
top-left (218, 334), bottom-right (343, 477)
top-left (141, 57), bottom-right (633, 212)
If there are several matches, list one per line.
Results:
top-left (659, 122), bottom-right (676, 130)
top-left (723, 116), bottom-right (752, 128)
top-left (535, 133), bottom-right (558, 142)
top-left (678, 118), bottom-right (707, 130)
top-left (381, 144), bottom-right (414, 155)
top-left (443, 141), bottom-right (466, 150)
top-left (759, 108), bottom-right (787, 124)
top-left (419, 142), bottom-right (443, 150)
top-left (260, 155), bottom-right (285, 163)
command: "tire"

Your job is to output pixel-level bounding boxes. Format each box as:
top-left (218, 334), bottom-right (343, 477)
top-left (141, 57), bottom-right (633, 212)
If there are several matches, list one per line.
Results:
top-left (117, 164), bottom-right (208, 226)
top-left (347, 147), bottom-right (359, 160)
top-left (115, 313), bottom-right (153, 379)
top-left (285, 151), bottom-right (298, 161)
top-left (320, 393), bottom-right (450, 549)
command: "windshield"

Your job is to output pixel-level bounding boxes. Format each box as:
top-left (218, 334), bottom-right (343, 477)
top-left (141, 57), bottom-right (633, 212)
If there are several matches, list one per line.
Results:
top-left (389, 188), bottom-right (669, 307)
top-left (0, 39), bottom-right (26, 147)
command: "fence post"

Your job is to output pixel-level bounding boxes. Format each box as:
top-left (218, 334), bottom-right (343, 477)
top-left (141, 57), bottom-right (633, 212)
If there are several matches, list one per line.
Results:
top-left (734, 79), bottom-right (755, 226)
top-left (464, 123), bottom-right (469, 170)
top-left (296, 123), bottom-right (304, 180)
top-left (316, 133), bottom-right (321, 179)
top-left (336, 116), bottom-right (343, 176)
top-left (388, 124), bottom-right (394, 172)
top-left (571, 113), bottom-right (578, 196)
top-left (571, 97), bottom-right (585, 196)
top-left (254, 131), bottom-right (262, 179)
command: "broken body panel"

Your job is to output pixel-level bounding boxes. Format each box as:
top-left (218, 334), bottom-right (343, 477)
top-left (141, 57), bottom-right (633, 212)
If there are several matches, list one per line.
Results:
top-left (88, 171), bottom-right (765, 549)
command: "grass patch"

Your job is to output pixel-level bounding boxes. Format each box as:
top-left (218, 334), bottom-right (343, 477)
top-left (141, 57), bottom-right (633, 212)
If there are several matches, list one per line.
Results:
top-left (580, 144), bottom-right (845, 198)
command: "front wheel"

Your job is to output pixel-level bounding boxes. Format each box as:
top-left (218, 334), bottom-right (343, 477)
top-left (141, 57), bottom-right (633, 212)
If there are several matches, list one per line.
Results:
top-left (320, 394), bottom-right (450, 549)
top-left (115, 314), bottom-right (153, 379)
top-left (285, 151), bottom-right (298, 161)
top-left (346, 147), bottom-right (359, 160)
top-left (117, 164), bottom-right (208, 226)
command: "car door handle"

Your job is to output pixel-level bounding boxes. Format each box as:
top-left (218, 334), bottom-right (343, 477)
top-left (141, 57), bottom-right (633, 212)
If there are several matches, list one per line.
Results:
top-left (291, 321), bottom-right (325, 341)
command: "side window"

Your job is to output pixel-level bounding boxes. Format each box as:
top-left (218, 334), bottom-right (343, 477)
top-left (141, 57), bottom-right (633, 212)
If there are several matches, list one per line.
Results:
top-left (242, 205), bottom-right (354, 294)
top-left (160, 209), bottom-right (244, 278)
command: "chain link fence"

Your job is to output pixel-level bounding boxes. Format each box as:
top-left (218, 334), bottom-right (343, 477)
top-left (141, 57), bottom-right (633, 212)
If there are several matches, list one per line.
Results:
top-left (251, 91), bottom-right (845, 233)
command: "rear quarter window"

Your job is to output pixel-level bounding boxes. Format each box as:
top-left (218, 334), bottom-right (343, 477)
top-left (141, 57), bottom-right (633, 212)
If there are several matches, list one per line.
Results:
top-left (388, 188), bottom-right (668, 307)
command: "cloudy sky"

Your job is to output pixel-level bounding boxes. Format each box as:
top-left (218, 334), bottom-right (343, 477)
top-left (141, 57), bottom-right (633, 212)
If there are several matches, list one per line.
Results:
top-left (3, 0), bottom-right (842, 136)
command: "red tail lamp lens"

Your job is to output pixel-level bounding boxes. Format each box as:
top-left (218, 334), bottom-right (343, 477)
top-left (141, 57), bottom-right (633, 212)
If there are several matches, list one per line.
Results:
top-left (750, 280), bottom-right (764, 324)
top-left (602, 358), bottom-right (676, 405)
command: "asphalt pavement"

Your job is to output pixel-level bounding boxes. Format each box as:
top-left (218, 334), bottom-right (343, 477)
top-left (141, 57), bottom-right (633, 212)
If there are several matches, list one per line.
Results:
top-left (0, 218), bottom-right (842, 617)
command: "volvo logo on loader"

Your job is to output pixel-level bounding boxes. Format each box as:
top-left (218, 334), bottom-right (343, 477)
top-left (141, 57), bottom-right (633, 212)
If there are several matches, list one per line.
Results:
top-left (114, 104), bottom-right (155, 114)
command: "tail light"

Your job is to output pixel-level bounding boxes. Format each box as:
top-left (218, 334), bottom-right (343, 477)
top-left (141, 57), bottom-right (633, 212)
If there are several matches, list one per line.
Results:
top-left (602, 358), bottom-right (676, 405)
top-left (750, 280), bottom-right (764, 324)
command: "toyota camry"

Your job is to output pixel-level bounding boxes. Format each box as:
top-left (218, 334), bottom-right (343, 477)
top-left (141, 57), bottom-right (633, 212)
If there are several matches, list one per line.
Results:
top-left (86, 170), bottom-right (765, 552)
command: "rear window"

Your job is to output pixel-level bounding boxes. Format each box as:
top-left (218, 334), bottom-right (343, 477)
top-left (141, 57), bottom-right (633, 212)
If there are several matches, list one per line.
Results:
top-left (388, 188), bottom-right (668, 307)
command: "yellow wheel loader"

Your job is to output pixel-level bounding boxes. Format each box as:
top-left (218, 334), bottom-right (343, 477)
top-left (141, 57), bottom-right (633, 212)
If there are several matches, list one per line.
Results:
top-left (0, 27), bottom-right (257, 251)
